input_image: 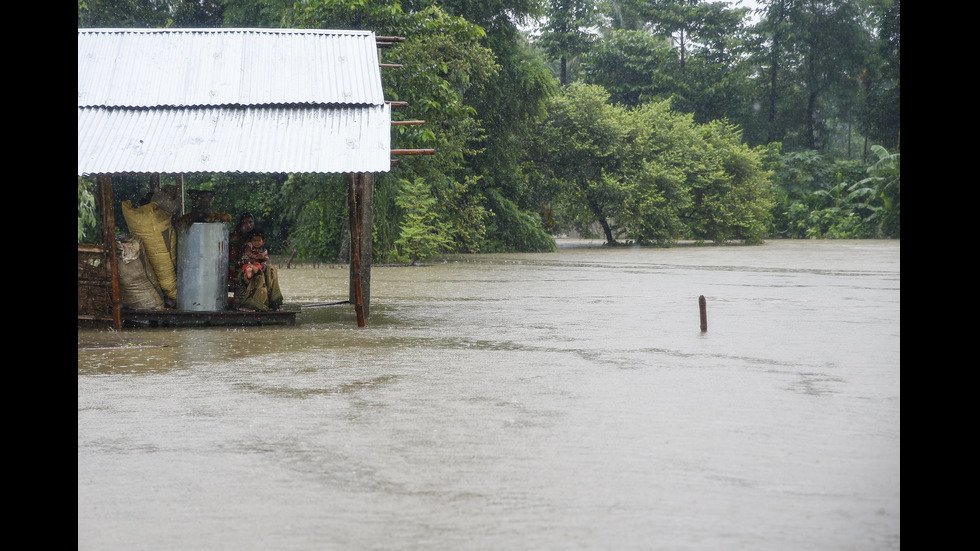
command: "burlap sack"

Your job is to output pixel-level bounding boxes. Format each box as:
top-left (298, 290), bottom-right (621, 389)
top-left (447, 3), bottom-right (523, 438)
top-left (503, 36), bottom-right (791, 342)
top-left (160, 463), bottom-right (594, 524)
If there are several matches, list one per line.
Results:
top-left (121, 200), bottom-right (178, 299)
top-left (117, 235), bottom-right (165, 309)
top-left (150, 184), bottom-right (181, 215)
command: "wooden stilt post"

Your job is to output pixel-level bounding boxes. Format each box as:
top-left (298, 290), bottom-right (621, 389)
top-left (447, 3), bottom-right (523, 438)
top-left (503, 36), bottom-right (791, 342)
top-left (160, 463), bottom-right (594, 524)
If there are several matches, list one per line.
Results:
top-left (348, 173), bottom-right (366, 327)
top-left (359, 172), bottom-right (374, 319)
top-left (98, 175), bottom-right (122, 332)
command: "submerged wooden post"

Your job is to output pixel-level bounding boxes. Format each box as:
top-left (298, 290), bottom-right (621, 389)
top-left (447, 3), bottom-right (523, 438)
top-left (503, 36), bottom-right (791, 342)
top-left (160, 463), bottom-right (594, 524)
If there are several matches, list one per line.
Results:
top-left (699, 295), bottom-right (707, 332)
top-left (348, 173), bottom-right (366, 327)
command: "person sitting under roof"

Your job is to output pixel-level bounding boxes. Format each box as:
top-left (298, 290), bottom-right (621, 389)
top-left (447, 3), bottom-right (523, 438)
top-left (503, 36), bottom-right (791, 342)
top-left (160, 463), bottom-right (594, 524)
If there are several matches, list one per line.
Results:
top-left (229, 215), bottom-right (283, 312)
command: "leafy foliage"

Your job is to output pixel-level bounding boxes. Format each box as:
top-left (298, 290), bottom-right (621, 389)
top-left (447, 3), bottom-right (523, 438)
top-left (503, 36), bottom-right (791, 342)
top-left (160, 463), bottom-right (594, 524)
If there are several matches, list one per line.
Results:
top-left (581, 30), bottom-right (676, 107)
top-left (769, 145), bottom-right (899, 238)
top-left (274, 173), bottom-right (348, 261)
top-left (78, 177), bottom-right (98, 242)
top-left (530, 83), bottom-right (773, 245)
top-left (482, 188), bottom-right (559, 252)
top-left (682, 120), bottom-right (775, 244)
top-left (858, 144), bottom-right (900, 237)
top-left (538, 0), bottom-right (603, 85)
top-left (394, 177), bottom-right (453, 264)
top-left (78, 0), bottom-right (171, 27)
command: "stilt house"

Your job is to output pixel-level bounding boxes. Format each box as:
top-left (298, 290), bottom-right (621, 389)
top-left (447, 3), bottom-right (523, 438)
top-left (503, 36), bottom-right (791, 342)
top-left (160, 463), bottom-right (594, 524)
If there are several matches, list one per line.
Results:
top-left (78, 28), bottom-right (427, 329)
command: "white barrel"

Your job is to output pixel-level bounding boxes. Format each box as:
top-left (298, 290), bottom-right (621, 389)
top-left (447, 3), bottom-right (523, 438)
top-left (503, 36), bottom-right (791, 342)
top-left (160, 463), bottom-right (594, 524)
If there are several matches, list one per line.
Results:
top-left (177, 223), bottom-right (230, 311)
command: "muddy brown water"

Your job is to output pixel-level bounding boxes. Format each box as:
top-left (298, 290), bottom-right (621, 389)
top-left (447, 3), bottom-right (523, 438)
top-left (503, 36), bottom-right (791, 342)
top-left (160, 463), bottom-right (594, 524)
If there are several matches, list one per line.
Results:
top-left (78, 239), bottom-right (900, 550)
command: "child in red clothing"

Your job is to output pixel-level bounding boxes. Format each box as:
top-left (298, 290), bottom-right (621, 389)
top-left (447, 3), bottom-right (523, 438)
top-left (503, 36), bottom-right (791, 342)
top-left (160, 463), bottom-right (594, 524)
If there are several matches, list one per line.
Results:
top-left (241, 231), bottom-right (269, 280)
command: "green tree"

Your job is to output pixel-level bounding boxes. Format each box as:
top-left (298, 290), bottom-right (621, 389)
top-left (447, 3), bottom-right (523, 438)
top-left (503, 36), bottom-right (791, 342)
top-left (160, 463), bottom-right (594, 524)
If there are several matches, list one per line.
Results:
top-left (419, 0), bottom-right (560, 252)
top-left (769, 148), bottom-right (891, 238)
top-left (79, 0), bottom-right (225, 27)
top-left (752, 0), bottom-right (796, 145)
top-left (681, 120), bottom-right (775, 244)
top-left (581, 29), bottom-right (676, 107)
top-left (664, 1), bottom-right (754, 124)
top-left (271, 173), bottom-right (349, 262)
top-left (532, 83), bottom-right (773, 246)
top-left (615, 99), bottom-right (700, 245)
top-left (78, 177), bottom-right (99, 242)
top-left (858, 144), bottom-right (899, 237)
top-left (601, 0), bottom-right (651, 32)
top-left (169, 0), bottom-right (225, 26)
top-left (461, 37), bottom-right (557, 252)
top-left (798, 0), bottom-right (869, 151)
top-left (220, 0), bottom-right (296, 27)
top-left (538, 0), bottom-right (603, 85)
top-left (394, 177), bottom-right (453, 264)
top-left (531, 83), bottom-right (630, 243)
top-left (750, 0), bottom-right (872, 153)
top-left (638, 1), bottom-right (748, 81)
top-left (862, 0), bottom-right (900, 152)
top-left (78, 0), bottom-right (172, 27)
top-left (584, 1), bottom-right (754, 126)
top-left (289, 1), bottom-right (500, 260)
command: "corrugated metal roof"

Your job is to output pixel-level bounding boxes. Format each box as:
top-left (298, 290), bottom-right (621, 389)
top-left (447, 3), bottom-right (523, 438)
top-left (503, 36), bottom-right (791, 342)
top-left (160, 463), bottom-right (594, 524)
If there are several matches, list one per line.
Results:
top-left (78, 28), bottom-right (385, 107)
top-left (78, 104), bottom-right (391, 175)
top-left (77, 28), bottom-right (392, 175)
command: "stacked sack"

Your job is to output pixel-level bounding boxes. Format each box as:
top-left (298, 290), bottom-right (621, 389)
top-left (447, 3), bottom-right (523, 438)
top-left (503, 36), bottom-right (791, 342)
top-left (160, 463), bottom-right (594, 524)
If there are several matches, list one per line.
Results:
top-left (121, 199), bottom-right (178, 301)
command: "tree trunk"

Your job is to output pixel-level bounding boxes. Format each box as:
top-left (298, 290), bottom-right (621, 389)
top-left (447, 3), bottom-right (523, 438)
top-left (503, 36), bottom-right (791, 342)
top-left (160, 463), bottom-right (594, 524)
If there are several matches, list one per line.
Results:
top-left (805, 81), bottom-right (817, 150)
top-left (767, 45), bottom-right (780, 143)
top-left (766, 0), bottom-right (788, 144)
top-left (599, 218), bottom-right (615, 245)
top-left (587, 196), bottom-right (616, 245)
top-left (679, 29), bottom-right (686, 77)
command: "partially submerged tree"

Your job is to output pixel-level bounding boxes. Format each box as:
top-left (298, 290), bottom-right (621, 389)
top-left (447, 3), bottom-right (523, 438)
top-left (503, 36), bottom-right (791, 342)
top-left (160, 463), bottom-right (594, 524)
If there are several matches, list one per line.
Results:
top-left (531, 83), bottom-right (773, 245)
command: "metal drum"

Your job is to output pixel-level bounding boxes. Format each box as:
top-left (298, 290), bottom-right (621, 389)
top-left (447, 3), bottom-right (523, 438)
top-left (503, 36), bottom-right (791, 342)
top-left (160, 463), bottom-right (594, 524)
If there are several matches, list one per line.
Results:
top-left (177, 223), bottom-right (230, 311)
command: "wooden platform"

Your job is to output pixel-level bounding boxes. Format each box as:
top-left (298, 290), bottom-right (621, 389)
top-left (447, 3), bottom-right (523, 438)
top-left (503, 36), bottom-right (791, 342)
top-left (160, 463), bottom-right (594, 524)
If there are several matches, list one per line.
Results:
top-left (120, 308), bottom-right (297, 327)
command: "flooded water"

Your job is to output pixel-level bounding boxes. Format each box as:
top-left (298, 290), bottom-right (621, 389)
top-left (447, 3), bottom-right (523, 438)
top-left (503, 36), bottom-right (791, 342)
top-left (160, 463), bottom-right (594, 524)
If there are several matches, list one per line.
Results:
top-left (78, 239), bottom-right (900, 550)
